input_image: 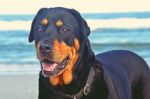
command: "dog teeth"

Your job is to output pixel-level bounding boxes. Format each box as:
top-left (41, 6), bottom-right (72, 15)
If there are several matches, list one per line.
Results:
top-left (51, 63), bottom-right (57, 71)
top-left (42, 63), bottom-right (57, 72)
top-left (62, 65), bottom-right (65, 68)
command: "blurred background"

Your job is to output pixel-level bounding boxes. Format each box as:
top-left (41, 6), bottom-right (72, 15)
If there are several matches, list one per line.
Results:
top-left (0, 0), bottom-right (150, 99)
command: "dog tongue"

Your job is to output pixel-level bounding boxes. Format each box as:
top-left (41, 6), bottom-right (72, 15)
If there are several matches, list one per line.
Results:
top-left (42, 63), bottom-right (57, 72)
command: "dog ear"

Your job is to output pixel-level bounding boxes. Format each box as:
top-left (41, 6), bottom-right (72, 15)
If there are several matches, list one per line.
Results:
top-left (68, 9), bottom-right (95, 62)
top-left (28, 17), bottom-right (35, 42)
top-left (68, 8), bottom-right (91, 48)
top-left (68, 9), bottom-right (90, 38)
top-left (28, 8), bottom-right (48, 42)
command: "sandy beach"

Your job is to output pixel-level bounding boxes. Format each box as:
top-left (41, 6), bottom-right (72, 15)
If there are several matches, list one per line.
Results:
top-left (0, 74), bottom-right (39, 99)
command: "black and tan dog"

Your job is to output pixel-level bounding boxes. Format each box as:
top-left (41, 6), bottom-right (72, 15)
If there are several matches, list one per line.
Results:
top-left (29, 7), bottom-right (150, 99)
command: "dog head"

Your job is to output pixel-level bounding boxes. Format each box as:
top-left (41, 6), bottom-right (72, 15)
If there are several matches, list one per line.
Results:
top-left (29, 7), bottom-right (92, 85)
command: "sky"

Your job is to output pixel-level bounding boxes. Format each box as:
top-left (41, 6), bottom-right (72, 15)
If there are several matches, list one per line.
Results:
top-left (0, 0), bottom-right (150, 14)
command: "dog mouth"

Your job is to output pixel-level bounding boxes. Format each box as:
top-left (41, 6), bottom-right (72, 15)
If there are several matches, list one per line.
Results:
top-left (41, 56), bottom-right (70, 77)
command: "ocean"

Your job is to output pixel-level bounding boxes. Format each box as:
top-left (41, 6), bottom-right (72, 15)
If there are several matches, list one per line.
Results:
top-left (0, 12), bottom-right (150, 74)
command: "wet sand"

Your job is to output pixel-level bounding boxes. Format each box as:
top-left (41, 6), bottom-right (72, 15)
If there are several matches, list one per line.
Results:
top-left (0, 74), bottom-right (39, 99)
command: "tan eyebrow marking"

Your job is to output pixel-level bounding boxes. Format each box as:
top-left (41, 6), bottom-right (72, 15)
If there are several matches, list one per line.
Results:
top-left (40, 18), bottom-right (48, 26)
top-left (56, 20), bottom-right (63, 27)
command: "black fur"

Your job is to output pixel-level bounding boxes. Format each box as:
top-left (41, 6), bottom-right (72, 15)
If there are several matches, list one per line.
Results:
top-left (29, 7), bottom-right (150, 99)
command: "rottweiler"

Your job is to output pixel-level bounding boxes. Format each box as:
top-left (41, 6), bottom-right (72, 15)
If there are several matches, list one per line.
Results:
top-left (28, 7), bottom-right (150, 99)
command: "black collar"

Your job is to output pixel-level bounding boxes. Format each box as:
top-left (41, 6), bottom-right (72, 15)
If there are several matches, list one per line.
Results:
top-left (62, 67), bottom-right (96, 99)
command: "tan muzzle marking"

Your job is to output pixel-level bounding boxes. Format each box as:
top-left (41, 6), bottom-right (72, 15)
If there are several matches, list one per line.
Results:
top-left (49, 38), bottom-right (80, 86)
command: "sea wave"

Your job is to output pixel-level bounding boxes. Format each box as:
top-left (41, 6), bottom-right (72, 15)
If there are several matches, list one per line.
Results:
top-left (82, 12), bottom-right (150, 19)
top-left (0, 21), bottom-right (31, 31)
top-left (0, 12), bottom-right (150, 21)
top-left (87, 18), bottom-right (150, 30)
top-left (1, 18), bottom-right (150, 31)
top-left (92, 28), bottom-right (150, 33)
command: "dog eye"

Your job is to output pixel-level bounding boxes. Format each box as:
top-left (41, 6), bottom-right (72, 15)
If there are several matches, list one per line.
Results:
top-left (38, 27), bottom-right (43, 32)
top-left (62, 26), bottom-right (70, 33)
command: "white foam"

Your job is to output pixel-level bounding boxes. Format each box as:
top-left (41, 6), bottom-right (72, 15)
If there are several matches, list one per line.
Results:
top-left (87, 18), bottom-right (150, 30)
top-left (1, 18), bottom-right (150, 31)
top-left (0, 21), bottom-right (32, 31)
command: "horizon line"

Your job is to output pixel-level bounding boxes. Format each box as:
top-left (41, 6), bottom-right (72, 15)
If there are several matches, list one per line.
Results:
top-left (0, 11), bottom-right (150, 15)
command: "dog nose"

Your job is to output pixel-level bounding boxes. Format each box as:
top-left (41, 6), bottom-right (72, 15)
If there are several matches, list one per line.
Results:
top-left (39, 43), bottom-right (52, 54)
